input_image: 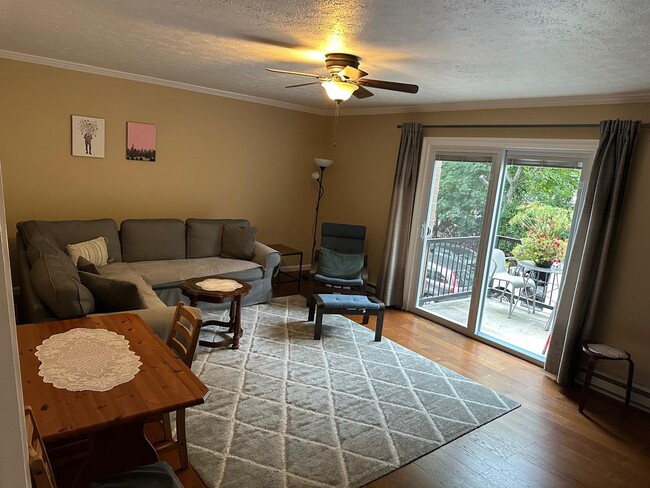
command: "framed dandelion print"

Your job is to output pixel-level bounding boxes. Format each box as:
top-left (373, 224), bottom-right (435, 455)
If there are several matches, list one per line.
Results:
top-left (126, 122), bottom-right (156, 161)
top-left (72, 115), bottom-right (105, 158)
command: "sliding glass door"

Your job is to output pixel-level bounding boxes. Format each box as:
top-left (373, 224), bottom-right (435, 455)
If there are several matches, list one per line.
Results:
top-left (414, 152), bottom-right (498, 328)
top-left (406, 138), bottom-right (597, 362)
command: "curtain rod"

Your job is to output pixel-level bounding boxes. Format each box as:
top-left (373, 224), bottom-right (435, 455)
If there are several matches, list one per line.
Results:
top-left (396, 123), bottom-right (650, 129)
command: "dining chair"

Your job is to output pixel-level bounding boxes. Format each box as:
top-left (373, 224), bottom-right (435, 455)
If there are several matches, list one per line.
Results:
top-left (156, 302), bottom-right (203, 470)
top-left (25, 406), bottom-right (182, 488)
top-left (488, 248), bottom-right (536, 318)
top-left (26, 406), bottom-right (56, 488)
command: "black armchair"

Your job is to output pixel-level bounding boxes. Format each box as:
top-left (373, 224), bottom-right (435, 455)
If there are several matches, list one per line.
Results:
top-left (308, 223), bottom-right (368, 305)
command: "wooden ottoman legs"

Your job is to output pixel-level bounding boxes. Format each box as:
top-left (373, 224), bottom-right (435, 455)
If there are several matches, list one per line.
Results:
top-left (309, 295), bottom-right (384, 341)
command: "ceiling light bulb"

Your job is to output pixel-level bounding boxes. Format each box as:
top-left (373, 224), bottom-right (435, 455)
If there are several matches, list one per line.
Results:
top-left (321, 81), bottom-right (358, 101)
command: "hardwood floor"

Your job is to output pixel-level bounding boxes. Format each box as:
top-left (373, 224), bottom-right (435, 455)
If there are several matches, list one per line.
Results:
top-left (274, 279), bottom-right (650, 488)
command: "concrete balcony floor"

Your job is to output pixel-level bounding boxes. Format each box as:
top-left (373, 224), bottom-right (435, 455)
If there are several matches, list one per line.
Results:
top-left (419, 294), bottom-right (551, 357)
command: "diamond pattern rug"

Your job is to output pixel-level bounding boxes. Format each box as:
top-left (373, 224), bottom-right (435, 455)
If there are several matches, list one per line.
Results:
top-left (186, 295), bottom-right (519, 487)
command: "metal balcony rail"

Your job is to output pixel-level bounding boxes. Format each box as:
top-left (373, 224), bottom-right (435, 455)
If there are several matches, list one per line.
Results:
top-left (418, 235), bottom-right (560, 307)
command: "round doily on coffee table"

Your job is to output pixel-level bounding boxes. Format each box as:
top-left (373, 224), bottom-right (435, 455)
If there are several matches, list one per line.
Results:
top-left (195, 278), bottom-right (242, 292)
top-left (35, 328), bottom-right (142, 392)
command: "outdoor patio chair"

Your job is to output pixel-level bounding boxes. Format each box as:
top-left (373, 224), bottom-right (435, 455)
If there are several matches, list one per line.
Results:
top-left (488, 248), bottom-right (536, 318)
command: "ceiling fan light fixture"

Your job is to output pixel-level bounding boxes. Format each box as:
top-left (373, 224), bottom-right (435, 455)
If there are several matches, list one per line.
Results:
top-left (321, 81), bottom-right (358, 101)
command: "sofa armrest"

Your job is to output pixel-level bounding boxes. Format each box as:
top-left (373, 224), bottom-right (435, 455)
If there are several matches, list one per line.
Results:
top-left (16, 232), bottom-right (57, 324)
top-left (252, 242), bottom-right (281, 278)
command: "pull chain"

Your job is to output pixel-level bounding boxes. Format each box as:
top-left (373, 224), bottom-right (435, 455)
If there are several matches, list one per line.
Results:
top-left (332, 100), bottom-right (340, 148)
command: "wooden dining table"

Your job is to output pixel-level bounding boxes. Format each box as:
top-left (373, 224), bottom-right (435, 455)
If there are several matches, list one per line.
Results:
top-left (17, 312), bottom-right (209, 487)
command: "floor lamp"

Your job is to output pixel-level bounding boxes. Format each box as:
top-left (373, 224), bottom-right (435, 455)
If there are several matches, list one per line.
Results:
top-left (311, 158), bottom-right (333, 264)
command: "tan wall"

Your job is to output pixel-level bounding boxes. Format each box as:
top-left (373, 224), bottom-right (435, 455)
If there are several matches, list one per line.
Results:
top-left (325, 104), bottom-right (650, 388)
top-left (0, 58), bottom-right (329, 268)
top-left (2, 56), bottom-right (649, 391)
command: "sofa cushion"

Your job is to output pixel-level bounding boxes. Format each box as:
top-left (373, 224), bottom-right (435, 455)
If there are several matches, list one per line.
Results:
top-left (186, 219), bottom-right (249, 258)
top-left (121, 219), bottom-right (186, 262)
top-left (39, 219), bottom-right (122, 262)
top-left (79, 271), bottom-right (146, 313)
top-left (97, 263), bottom-right (166, 309)
top-left (30, 251), bottom-right (95, 319)
top-left (66, 236), bottom-right (109, 266)
top-left (127, 257), bottom-right (263, 287)
top-left (221, 225), bottom-right (257, 260)
top-left (77, 256), bottom-right (100, 274)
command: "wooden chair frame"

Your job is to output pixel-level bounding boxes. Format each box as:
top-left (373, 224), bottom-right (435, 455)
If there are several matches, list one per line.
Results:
top-left (155, 302), bottom-right (202, 470)
top-left (26, 406), bottom-right (56, 488)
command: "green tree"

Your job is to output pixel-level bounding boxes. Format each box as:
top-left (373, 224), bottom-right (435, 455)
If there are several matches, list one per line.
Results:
top-left (431, 161), bottom-right (490, 237)
top-left (431, 162), bottom-right (580, 239)
top-left (498, 166), bottom-right (580, 239)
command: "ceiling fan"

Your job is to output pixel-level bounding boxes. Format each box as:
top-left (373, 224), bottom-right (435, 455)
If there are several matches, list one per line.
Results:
top-left (266, 53), bottom-right (419, 102)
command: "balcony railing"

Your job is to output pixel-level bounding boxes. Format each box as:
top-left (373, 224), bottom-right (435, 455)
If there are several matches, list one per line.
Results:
top-left (420, 235), bottom-right (562, 304)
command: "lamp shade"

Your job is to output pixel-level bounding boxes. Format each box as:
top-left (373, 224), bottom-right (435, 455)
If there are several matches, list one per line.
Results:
top-left (321, 81), bottom-right (358, 101)
top-left (314, 158), bottom-right (333, 168)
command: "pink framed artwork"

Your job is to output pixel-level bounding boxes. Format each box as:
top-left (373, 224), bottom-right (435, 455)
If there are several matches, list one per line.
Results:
top-left (126, 122), bottom-right (156, 161)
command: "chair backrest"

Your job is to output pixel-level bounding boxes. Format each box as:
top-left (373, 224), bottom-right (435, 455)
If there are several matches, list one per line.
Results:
top-left (25, 406), bottom-right (56, 488)
top-left (489, 248), bottom-right (508, 277)
top-left (167, 302), bottom-right (202, 368)
top-left (321, 223), bottom-right (366, 254)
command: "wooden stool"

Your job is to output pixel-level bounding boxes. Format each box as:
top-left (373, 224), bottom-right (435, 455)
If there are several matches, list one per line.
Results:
top-left (308, 294), bottom-right (384, 341)
top-left (579, 342), bottom-right (634, 413)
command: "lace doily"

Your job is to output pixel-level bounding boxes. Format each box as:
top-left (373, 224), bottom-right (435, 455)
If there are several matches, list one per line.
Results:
top-left (195, 278), bottom-right (242, 292)
top-left (35, 328), bottom-right (142, 392)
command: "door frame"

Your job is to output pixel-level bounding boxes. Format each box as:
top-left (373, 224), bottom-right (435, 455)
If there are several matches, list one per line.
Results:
top-left (404, 137), bottom-right (599, 364)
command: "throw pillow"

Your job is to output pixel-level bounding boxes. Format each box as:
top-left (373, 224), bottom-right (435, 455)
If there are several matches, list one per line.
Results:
top-left (78, 271), bottom-right (146, 313)
top-left (221, 226), bottom-right (257, 260)
top-left (317, 247), bottom-right (364, 279)
top-left (76, 256), bottom-right (100, 274)
top-left (66, 236), bottom-right (109, 267)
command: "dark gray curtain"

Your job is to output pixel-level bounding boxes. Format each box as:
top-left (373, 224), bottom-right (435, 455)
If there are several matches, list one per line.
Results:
top-left (545, 120), bottom-right (640, 385)
top-left (376, 123), bottom-right (423, 307)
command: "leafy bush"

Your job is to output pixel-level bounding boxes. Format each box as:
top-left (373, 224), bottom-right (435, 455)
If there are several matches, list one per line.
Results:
top-left (512, 231), bottom-right (567, 264)
top-left (506, 202), bottom-right (573, 239)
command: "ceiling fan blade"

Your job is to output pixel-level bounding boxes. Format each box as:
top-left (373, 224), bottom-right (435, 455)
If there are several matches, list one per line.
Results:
top-left (285, 82), bottom-right (321, 88)
top-left (353, 86), bottom-right (374, 99)
top-left (340, 65), bottom-right (368, 81)
top-left (266, 68), bottom-right (322, 79)
top-left (358, 78), bottom-right (419, 94)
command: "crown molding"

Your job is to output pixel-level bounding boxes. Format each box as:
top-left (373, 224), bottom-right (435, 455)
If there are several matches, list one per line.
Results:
top-left (0, 49), bottom-right (330, 116)
top-left (336, 91), bottom-right (650, 116)
top-left (2, 49), bottom-right (649, 118)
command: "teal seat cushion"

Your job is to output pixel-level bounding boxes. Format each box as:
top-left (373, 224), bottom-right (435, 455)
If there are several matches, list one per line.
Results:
top-left (316, 247), bottom-right (364, 279)
top-left (314, 273), bottom-right (364, 286)
top-left (317, 294), bottom-right (380, 310)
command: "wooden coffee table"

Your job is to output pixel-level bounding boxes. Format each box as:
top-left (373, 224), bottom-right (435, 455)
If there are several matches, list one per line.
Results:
top-left (180, 277), bottom-right (252, 349)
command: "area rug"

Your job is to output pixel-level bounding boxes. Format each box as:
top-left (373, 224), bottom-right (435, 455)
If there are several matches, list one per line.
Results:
top-left (186, 295), bottom-right (519, 487)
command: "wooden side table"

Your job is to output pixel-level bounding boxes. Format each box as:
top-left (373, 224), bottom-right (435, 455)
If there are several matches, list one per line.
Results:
top-left (180, 277), bottom-right (252, 349)
top-left (268, 243), bottom-right (303, 291)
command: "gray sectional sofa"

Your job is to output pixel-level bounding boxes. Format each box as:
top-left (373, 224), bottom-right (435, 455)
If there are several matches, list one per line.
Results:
top-left (16, 218), bottom-right (281, 338)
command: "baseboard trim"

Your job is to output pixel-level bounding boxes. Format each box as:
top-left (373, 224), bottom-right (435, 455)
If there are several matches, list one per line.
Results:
top-left (576, 368), bottom-right (650, 413)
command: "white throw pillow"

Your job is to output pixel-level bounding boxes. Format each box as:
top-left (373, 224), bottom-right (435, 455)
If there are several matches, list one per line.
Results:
top-left (66, 236), bottom-right (109, 267)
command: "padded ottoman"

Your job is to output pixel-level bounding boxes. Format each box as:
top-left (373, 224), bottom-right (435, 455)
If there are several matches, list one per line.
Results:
top-left (308, 294), bottom-right (384, 341)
